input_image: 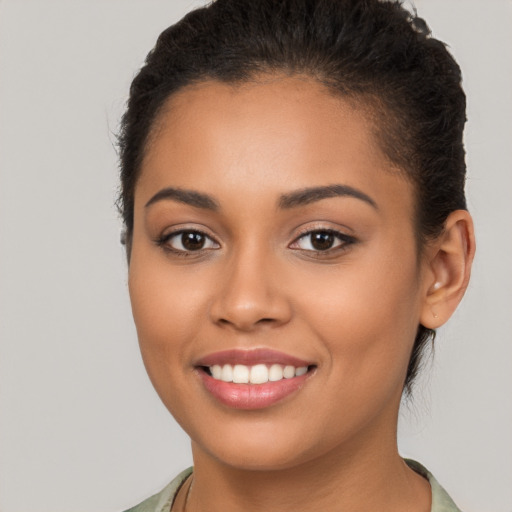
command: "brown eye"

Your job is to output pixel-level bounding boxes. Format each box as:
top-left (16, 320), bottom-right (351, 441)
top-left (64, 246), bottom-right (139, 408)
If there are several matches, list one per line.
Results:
top-left (160, 230), bottom-right (220, 253)
top-left (310, 231), bottom-right (335, 251)
top-left (181, 232), bottom-right (206, 250)
top-left (290, 229), bottom-right (355, 253)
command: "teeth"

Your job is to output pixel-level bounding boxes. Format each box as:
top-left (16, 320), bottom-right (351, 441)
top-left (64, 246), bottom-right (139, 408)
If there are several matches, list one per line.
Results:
top-left (250, 364), bottom-right (269, 384)
top-left (283, 365), bottom-right (295, 379)
top-left (233, 364), bottom-right (249, 383)
top-left (295, 366), bottom-right (308, 376)
top-left (211, 365), bottom-right (222, 379)
top-left (208, 364), bottom-right (309, 384)
top-left (268, 364), bottom-right (284, 381)
top-left (221, 364), bottom-right (233, 382)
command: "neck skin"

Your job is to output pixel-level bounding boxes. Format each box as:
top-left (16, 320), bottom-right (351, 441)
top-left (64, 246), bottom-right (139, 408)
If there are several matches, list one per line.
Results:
top-left (184, 403), bottom-right (431, 512)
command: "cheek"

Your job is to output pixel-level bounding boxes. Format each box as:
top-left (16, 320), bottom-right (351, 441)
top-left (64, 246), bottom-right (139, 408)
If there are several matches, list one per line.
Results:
top-left (128, 260), bottom-right (213, 431)
top-left (128, 246), bottom-right (207, 388)
top-left (296, 249), bottom-right (422, 390)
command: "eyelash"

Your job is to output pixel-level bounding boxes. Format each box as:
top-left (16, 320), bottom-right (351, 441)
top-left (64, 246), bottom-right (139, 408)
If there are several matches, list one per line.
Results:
top-left (289, 228), bottom-right (356, 256)
top-left (155, 229), bottom-right (220, 256)
top-left (155, 228), bottom-right (356, 257)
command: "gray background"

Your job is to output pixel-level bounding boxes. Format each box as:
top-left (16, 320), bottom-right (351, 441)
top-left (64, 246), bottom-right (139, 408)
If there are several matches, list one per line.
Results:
top-left (0, 1), bottom-right (510, 511)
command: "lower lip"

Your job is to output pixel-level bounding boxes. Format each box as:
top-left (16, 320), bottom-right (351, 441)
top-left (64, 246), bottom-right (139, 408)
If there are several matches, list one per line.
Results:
top-left (198, 370), bottom-right (312, 410)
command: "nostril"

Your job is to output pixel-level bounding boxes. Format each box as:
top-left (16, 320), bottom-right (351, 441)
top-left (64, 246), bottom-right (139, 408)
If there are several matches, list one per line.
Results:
top-left (215, 316), bottom-right (279, 328)
top-left (210, 292), bottom-right (293, 331)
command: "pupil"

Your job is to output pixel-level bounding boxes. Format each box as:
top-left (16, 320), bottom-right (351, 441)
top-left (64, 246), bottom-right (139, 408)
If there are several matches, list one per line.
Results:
top-left (311, 232), bottom-right (334, 250)
top-left (182, 232), bottom-right (205, 250)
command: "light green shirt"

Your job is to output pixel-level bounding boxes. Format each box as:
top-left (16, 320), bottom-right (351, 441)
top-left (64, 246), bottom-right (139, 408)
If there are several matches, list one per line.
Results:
top-left (124, 459), bottom-right (462, 512)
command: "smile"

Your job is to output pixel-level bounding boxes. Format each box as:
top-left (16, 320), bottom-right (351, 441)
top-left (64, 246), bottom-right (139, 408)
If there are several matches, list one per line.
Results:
top-left (207, 363), bottom-right (309, 384)
top-left (195, 349), bottom-right (316, 409)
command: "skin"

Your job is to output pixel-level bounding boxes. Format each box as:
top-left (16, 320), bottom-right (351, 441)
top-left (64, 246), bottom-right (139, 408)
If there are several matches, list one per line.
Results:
top-left (128, 76), bottom-right (474, 512)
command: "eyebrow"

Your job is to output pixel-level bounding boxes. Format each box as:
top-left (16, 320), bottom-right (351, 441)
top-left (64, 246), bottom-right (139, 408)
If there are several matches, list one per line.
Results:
top-left (278, 184), bottom-right (378, 210)
top-left (145, 187), bottom-right (219, 211)
top-left (145, 183), bottom-right (377, 212)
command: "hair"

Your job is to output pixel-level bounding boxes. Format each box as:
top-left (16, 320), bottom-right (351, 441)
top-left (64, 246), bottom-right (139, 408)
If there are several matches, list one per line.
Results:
top-left (117, 0), bottom-right (467, 395)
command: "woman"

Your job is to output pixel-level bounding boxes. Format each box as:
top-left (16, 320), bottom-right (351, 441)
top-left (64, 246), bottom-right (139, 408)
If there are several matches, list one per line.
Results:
top-left (118, 0), bottom-right (475, 510)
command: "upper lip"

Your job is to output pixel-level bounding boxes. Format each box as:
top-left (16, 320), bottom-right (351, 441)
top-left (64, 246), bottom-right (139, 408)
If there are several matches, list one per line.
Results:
top-left (195, 348), bottom-right (314, 367)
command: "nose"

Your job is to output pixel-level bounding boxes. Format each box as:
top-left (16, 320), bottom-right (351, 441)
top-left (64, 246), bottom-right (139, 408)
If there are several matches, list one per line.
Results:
top-left (209, 248), bottom-right (293, 332)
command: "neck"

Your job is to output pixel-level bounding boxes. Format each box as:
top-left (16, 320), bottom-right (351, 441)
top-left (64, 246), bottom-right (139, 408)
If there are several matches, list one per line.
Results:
top-left (185, 420), bottom-right (431, 512)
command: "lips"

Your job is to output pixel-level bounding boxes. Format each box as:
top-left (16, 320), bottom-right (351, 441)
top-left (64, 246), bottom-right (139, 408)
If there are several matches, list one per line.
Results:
top-left (196, 348), bottom-right (312, 367)
top-left (194, 349), bottom-right (316, 410)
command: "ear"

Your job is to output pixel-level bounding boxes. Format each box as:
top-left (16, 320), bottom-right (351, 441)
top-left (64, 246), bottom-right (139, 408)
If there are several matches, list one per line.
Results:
top-left (420, 210), bottom-right (476, 329)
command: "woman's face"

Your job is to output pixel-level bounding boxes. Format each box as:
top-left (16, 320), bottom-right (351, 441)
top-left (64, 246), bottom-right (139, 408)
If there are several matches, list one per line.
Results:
top-left (129, 77), bottom-right (430, 470)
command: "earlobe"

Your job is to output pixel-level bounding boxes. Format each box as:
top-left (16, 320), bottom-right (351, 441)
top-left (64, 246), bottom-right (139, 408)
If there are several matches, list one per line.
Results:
top-left (420, 210), bottom-right (476, 329)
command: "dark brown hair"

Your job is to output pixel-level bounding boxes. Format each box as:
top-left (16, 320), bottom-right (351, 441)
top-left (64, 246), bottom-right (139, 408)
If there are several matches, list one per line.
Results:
top-left (117, 0), bottom-right (467, 394)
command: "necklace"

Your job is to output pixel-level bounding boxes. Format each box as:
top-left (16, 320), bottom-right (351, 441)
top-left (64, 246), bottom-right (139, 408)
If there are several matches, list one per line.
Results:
top-left (171, 474), bottom-right (193, 512)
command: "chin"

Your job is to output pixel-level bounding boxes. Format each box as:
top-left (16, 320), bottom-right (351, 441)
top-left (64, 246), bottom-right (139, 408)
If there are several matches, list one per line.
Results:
top-left (189, 416), bottom-right (336, 473)
top-left (202, 442), bottom-right (315, 472)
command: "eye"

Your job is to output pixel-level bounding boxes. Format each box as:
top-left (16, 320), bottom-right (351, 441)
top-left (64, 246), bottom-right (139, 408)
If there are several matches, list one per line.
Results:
top-left (158, 230), bottom-right (220, 254)
top-left (290, 229), bottom-right (355, 252)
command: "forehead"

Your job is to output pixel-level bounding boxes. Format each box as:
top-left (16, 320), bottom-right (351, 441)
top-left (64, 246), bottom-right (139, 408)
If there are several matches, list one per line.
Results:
top-left (137, 76), bottom-right (413, 216)
top-left (148, 76), bottom-right (381, 160)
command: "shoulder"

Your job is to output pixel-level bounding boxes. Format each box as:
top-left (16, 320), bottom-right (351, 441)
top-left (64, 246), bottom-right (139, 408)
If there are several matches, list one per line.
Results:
top-left (123, 467), bottom-right (193, 512)
top-left (405, 459), bottom-right (463, 512)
